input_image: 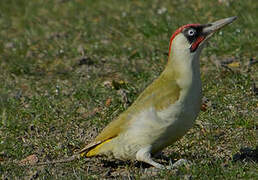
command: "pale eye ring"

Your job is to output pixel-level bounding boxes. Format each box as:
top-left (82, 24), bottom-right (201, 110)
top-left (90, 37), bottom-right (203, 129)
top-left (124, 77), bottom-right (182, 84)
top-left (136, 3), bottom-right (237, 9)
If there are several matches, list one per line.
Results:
top-left (188, 29), bottom-right (196, 36)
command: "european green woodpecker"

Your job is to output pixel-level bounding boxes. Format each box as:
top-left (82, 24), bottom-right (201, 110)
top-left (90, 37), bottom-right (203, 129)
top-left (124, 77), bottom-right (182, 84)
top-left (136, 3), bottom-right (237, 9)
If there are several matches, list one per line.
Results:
top-left (35, 17), bottom-right (237, 168)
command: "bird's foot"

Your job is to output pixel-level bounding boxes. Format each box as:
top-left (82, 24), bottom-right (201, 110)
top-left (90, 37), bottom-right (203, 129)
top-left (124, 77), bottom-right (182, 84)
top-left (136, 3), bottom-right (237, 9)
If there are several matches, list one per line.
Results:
top-left (136, 146), bottom-right (166, 169)
top-left (166, 158), bottom-right (191, 169)
top-left (136, 147), bottom-right (191, 170)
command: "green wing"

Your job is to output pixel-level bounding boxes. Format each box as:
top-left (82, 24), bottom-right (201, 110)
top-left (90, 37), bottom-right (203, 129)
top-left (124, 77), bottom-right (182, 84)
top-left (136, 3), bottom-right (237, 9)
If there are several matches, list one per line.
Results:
top-left (94, 72), bottom-right (181, 142)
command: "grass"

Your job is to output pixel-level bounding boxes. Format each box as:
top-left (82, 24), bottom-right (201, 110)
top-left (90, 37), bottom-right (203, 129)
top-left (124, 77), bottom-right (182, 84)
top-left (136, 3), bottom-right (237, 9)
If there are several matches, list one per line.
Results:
top-left (0, 0), bottom-right (257, 179)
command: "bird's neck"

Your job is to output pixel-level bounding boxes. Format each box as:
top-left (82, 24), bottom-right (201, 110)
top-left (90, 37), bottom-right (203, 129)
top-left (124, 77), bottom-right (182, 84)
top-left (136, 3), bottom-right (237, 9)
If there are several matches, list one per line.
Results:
top-left (164, 49), bottom-right (201, 89)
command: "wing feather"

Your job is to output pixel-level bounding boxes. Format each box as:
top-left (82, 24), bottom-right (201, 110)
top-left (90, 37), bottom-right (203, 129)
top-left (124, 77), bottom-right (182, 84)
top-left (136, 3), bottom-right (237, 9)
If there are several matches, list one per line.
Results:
top-left (87, 72), bottom-right (180, 148)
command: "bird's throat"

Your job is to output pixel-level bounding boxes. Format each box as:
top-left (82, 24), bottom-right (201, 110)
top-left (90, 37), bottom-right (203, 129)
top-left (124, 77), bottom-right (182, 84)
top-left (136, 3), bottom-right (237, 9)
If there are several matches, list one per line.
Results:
top-left (166, 49), bottom-right (201, 90)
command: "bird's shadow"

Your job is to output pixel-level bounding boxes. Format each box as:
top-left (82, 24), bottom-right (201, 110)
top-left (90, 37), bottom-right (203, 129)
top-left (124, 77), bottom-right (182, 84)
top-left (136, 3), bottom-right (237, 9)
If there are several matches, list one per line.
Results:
top-left (232, 146), bottom-right (258, 163)
top-left (101, 159), bottom-right (152, 169)
top-left (100, 152), bottom-right (177, 169)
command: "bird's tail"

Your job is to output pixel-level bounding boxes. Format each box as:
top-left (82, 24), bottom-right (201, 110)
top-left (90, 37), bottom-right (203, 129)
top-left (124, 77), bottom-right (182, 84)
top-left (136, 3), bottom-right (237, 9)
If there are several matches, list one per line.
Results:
top-left (84, 139), bottom-right (112, 157)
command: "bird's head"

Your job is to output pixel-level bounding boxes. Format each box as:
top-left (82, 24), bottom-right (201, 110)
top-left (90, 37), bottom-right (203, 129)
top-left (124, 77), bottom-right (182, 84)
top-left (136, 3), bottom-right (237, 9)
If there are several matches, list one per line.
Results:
top-left (168, 17), bottom-right (237, 62)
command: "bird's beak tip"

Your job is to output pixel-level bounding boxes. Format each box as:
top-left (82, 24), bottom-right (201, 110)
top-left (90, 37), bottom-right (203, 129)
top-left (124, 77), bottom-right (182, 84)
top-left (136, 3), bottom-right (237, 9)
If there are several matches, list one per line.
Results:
top-left (202, 16), bottom-right (237, 35)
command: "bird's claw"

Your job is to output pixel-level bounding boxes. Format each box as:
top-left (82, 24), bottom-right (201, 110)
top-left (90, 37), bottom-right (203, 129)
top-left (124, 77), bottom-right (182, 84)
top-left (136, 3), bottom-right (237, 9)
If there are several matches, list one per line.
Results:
top-left (166, 159), bottom-right (191, 169)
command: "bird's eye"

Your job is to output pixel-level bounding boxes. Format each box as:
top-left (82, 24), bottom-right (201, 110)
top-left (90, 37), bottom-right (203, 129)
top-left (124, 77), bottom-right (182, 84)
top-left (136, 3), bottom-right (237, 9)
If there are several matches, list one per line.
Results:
top-left (188, 29), bottom-right (196, 36)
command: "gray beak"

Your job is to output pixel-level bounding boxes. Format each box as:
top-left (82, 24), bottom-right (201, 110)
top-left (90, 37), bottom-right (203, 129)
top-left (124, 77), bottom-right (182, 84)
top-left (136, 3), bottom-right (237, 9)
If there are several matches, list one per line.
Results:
top-left (202, 16), bottom-right (237, 36)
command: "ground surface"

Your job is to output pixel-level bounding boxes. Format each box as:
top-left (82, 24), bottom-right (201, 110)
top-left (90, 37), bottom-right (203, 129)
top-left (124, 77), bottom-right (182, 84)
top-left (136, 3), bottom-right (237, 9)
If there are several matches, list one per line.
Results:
top-left (0, 0), bottom-right (257, 179)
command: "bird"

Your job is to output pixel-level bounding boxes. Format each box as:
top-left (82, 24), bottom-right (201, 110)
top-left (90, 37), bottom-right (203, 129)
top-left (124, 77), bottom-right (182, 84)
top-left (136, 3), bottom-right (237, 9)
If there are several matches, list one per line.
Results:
top-left (33, 16), bottom-right (237, 169)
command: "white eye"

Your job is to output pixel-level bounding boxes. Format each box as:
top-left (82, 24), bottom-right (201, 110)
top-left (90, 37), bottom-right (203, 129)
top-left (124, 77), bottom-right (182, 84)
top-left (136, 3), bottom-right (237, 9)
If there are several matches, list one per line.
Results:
top-left (188, 29), bottom-right (196, 36)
